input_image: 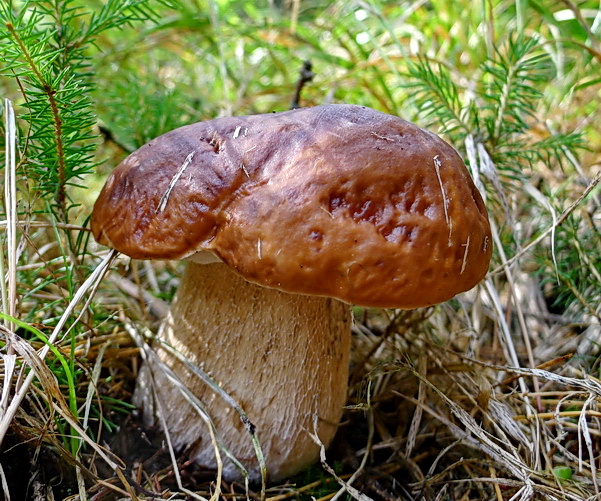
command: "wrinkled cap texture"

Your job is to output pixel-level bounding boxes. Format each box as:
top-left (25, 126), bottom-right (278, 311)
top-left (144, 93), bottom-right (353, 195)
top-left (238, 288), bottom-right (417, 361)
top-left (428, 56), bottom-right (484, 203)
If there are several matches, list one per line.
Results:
top-left (92, 104), bottom-right (492, 308)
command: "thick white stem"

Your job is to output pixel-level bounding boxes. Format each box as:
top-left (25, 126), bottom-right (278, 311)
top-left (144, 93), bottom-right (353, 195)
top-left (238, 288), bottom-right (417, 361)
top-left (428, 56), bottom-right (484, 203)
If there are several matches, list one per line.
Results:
top-left (134, 262), bottom-right (351, 481)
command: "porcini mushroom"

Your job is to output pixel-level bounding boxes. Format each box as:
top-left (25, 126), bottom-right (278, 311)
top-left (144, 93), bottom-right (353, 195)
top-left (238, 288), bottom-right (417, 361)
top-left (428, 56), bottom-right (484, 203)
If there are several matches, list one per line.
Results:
top-left (91, 104), bottom-right (492, 481)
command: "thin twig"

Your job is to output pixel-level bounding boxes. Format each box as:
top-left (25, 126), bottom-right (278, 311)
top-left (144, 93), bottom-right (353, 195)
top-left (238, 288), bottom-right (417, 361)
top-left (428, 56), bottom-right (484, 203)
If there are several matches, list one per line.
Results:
top-left (0, 220), bottom-right (89, 231)
top-left (290, 60), bottom-right (315, 109)
top-left (491, 171), bottom-right (600, 275)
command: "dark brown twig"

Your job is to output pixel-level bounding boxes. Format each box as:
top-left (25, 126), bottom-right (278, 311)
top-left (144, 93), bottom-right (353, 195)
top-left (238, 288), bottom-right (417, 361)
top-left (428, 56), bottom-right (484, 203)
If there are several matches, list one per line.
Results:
top-left (290, 60), bottom-right (315, 109)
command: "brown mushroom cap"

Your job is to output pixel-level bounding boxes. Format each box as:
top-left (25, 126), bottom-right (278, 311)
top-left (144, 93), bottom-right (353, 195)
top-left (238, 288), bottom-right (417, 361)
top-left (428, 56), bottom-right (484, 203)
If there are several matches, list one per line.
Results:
top-left (92, 104), bottom-right (492, 308)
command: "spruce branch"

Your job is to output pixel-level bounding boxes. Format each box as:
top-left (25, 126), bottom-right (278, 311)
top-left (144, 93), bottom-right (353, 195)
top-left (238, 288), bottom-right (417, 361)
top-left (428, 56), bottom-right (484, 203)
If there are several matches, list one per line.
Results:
top-left (405, 57), bottom-right (471, 135)
top-left (480, 36), bottom-right (548, 148)
top-left (0, 0), bottom-right (169, 222)
top-left (6, 22), bottom-right (68, 216)
top-left (405, 34), bottom-right (584, 180)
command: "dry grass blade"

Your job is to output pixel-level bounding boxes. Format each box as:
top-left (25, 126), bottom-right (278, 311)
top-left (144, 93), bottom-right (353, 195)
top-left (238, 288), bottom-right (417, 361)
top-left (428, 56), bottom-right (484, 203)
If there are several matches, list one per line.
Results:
top-left (154, 375), bottom-right (222, 501)
top-left (81, 342), bottom-right (108, 432)
top-left (0, 353), bottom-right (15, 415)
top-left (125, 321), bottom-right (224, 501)
top-left (309, 421), bottom-right (374, 501)
top-left (330, 409), bottom-right (374, 501)
top-left (0, 463), bottom-right (9, 501)
top-left (484, 276), bottom-right (533, 402)
top-left (578, 394), bottom-right (599, 495)
top-left (76, 341), bottom-right (110, 499)
top-left (109, 272), bottom-right (168, 318)
top-left (0, 249), bottom-right (117, 447)
top-left (46, 399), bottom-right (137, 498)
top-left (408, 366), bottom-right (535, 483)
top-left (397, 360), bottom-right (591, 501)
top-left (405, 352), bottom-right (427, 458)
top-left (492, 366), bottom-right (601, 396)
top-left (1, 325), bottom-right (68, 411)
top-left (148, 331), bottom-right (268, 496)
top-left (0, 220), bottom-right (89, 231)
top-left (2, 100), bottom-right (17, 330)
top-left (487, 400), bottom-right (530, 447)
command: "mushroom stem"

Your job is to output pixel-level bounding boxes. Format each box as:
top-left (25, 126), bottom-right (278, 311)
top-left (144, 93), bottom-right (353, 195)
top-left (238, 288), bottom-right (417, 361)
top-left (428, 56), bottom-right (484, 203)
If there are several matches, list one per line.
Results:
top-left (134, 261), bottom-right (351, 481)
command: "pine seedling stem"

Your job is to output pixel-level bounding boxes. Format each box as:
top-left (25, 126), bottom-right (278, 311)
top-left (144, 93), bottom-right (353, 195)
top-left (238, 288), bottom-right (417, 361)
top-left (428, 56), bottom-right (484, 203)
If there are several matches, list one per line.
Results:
top-left (5, 22), bottom-right (68, 218)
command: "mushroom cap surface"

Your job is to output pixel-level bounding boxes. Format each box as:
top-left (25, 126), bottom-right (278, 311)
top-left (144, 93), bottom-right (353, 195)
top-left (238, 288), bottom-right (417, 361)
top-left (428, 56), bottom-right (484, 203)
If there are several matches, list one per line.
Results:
top-left (92, 104), bottom-right (492, 308)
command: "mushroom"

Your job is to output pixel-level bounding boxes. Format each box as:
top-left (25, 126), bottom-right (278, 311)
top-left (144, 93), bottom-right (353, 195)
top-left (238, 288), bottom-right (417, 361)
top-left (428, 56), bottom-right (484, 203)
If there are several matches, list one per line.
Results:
top-left (91, 104), bottom-right (492, 481)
